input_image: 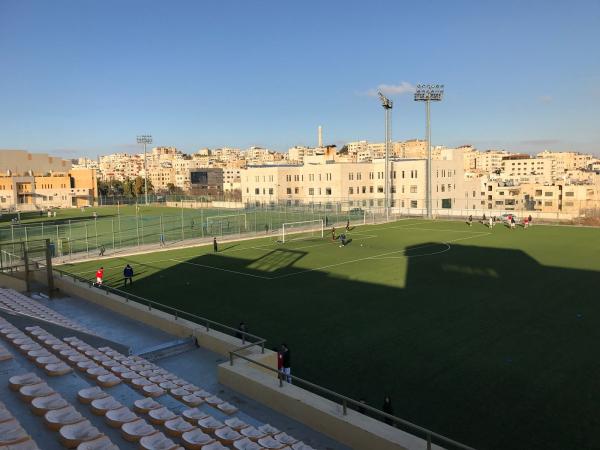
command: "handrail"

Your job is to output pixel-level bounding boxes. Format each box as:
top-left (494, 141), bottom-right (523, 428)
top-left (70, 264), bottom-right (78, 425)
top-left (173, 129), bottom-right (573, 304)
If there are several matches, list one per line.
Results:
top-left (229, 350), bottom-right (477, 450)
top-left (54, 266), bottom-right (476, 450)
top-left (52, 267), bottom-right (266, 352)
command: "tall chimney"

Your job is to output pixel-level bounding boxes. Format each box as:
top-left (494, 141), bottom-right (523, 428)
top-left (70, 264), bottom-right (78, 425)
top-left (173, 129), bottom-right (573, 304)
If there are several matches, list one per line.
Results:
top-left (318, 125), bottom-right (323, 148)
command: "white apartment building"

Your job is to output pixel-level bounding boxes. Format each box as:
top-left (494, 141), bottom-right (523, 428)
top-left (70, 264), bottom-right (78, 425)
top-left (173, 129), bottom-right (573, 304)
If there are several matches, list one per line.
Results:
top-left (241, 148), bottom-right (469, 210)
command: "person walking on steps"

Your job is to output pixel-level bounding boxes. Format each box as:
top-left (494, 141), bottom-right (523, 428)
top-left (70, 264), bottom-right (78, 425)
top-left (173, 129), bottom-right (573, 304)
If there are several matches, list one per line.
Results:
top-left (123, 264), bottom-right (134, 287)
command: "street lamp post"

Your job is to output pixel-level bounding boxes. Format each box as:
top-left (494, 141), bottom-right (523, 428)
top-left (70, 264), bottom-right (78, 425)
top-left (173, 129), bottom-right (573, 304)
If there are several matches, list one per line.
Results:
top-left (378, 92), bottom-right (393, 221)
top-left (136, 134), bottom-right (153, 205)
top-left (414, 84), bottom-right (444, 219)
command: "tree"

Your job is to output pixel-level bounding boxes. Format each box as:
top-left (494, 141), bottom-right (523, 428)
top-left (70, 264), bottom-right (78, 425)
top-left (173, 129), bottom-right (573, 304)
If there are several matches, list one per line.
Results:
top-left (133, 176), bottom-right (153, 197)
top-left (165, 183), bottom-right (183, 195)
top-left (123, 178), bottom-right (135, 198)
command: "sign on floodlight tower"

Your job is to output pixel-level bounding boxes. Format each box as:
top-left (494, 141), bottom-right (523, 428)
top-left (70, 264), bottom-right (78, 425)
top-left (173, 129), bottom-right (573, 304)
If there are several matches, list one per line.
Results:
top-left (136, 134), bottom-right (153, 205)
top-left (378, 92), bottom-right (393, 221)
top-left (414, 84), bottom-right (444, 219)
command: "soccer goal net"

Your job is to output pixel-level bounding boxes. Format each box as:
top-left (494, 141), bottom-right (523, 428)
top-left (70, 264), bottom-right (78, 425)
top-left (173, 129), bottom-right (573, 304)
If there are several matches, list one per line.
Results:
top-left (280, 219), bottom-right (324, 243)
top-left (206, 214), bottom-right (247, 234)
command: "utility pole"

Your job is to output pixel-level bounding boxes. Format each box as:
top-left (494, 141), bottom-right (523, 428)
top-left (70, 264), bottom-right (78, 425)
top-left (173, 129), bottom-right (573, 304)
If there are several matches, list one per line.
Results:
top-left (137, 134), bottom-right (153, 205)
top-left (414, 84), bottom-right (444, 219)
top-left (378, 92), bottom-right (393, 221)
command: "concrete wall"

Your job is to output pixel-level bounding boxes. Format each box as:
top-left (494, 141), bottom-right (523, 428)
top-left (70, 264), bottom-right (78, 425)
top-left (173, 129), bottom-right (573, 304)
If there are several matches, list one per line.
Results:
top-left (0, 272), bottom-right (27, 292)
top-left (219, 360), bottom-right (440, 450)
top-left (35, 271), bottom-right (438, 450)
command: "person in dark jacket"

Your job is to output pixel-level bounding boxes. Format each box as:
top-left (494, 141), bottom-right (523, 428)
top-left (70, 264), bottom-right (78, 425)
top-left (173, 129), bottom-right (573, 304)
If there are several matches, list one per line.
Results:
top-left (213, 237), bottom-right (218, 252)
top-left (281, 343), bottom-right (291, 383)
top-left (123, 264), bottom-right (134, 287)
top-left (382, 395), bottom-right (394, 425)
top-left (236, 321), bottom-right (248, 342)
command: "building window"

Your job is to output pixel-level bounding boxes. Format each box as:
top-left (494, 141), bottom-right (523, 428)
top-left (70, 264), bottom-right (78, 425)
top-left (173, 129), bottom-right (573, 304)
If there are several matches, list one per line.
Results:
top-left (565, 192), bottom-right (574, 197)
top-left (377, 186), bottom-right (383, 193)
top-left (268, 188), bottom-right (273, 195)
top-left (325, 188), bottom-right (332, 195)
top-left (286, 188), bottom-right (292, 195)
top-left (442, 199), bottom-right (452, 209)
top-left (544, 192), bottom-right (553, 197)
top-left (357, 173), bottom-right (362, 180)
top-left (309, 188), bottom-right (314, 195)
top-left (294, 187), bottom-right (299, 194)
top-left (410, 186), bottom-right (417, 194)
top-left (348, 187), bottom-right (353, 194)
top-left (410, 200), bottom-right (418, 208)
top-left (544, 201), bottom-right (553, 206)
top-left (349, 173), bottom-right (354, 180)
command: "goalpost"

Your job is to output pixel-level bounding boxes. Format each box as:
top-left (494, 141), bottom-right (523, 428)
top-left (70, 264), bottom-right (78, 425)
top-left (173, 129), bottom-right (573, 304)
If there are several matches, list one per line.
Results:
top-left (281, 219), bottom-right (324, 243)
top-left (206, 213), bottom-right (247, 231)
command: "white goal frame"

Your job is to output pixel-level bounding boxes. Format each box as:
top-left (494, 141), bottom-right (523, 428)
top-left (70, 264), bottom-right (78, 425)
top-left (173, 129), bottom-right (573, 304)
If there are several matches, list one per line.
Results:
top-left (281, 219), bottom-right (324, 243)
top-left (206, 213), bottom-right (247, 229)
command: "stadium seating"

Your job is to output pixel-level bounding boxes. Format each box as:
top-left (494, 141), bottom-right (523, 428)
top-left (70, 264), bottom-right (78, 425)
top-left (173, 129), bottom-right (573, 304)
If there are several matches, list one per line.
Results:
top-left (1, 304), bottom-right (313, 450)
top-left (0, 288), bottom-right (92, 333)
top-left (0, 401), bottom-right (41, 449)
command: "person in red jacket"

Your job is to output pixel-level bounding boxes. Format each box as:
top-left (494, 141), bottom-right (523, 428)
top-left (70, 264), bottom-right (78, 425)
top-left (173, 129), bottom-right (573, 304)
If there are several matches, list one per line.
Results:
top-left (95, 267), bottom-right (104, 286)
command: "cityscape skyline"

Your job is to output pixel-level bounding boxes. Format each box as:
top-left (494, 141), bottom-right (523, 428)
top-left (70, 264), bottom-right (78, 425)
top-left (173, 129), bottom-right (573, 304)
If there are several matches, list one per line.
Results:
top-left (1, 0), bottom-right (599, 157)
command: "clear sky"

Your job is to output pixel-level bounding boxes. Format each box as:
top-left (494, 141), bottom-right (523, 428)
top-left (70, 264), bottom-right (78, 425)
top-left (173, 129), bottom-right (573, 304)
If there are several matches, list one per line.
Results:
top-left (1, 0), bottom-right (599, 157)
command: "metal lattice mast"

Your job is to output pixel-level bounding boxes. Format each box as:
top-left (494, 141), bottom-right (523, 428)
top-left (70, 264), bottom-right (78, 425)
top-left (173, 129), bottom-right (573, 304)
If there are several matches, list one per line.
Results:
top-left (378, 92), bottom-right (393, 221)
top-left (414, 84), bottom-right (444, 218)
top-left (137, 134), bottom-right (153, 205)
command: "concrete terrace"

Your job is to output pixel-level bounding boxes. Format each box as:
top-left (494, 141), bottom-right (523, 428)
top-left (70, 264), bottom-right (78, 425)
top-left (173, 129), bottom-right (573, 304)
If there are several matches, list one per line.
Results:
top-left (1, 287), bottom-right (350, 450)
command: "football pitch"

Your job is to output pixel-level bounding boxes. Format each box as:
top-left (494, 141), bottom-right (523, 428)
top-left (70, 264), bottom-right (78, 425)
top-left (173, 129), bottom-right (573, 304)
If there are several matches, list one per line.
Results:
top-left (58, 218), bottom-right (600, 450)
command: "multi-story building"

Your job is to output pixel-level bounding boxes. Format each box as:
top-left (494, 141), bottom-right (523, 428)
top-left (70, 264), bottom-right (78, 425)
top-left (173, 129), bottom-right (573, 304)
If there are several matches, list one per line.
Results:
top-left (241, 148), bottom-right (469, 210)
top-left (0, 149), bottom-right (72, 174)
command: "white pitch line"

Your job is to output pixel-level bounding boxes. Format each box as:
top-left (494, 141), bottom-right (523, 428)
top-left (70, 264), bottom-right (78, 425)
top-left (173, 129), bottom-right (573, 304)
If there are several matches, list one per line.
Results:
top-left (170, 258), bottom-right (272, 280)
top-left (270, 231), bottom-right (491, 280)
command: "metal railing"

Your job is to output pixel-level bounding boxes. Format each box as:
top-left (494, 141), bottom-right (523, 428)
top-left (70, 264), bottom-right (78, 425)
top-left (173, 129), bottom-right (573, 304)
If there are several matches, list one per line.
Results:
top-left (228, 349), bottom-right (476, 450)
top-left (53, 266), bottom-right (476, 450)
top-left (52, 267), bottom-right (266, 352)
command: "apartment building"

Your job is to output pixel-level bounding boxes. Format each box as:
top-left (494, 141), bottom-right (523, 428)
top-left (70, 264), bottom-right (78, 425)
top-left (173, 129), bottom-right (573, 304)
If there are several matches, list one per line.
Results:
top-left (241, 148), bottom-right (469, 210)
top-left (0, 149), bottom-right (72, 174)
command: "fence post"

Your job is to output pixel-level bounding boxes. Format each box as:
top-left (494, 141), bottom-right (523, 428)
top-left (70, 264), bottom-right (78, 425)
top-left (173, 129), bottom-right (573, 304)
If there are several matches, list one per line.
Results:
top-left (136, 214), bottom-right (140, 246)
top-left (94, 217), bottom-right (98, 249)
top-left (85, 222), bottom-right (89, 255)
top-left (111, 218), bottom-right (115, 250)
top-left (140, 214), bottom-right (144, 245)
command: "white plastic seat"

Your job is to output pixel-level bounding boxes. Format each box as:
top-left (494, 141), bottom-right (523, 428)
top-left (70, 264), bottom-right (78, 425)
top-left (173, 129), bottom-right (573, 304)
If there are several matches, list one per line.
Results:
top-left (104, 406), bottom-right (138, 428)
top-left (197, 416), bottom-right (224, 433)
top-left (77, 387), bottom-right (109, 405)
top-left (139, 432), bottom-right (178, 450)
top-left (76, 435), bottom-right (119, 450)
top-left (0, 419), bottom-right (29, 446)
top-left (214, 426), bottom-right (243, 446)
top-left (44, 361), bottom-right (73, 376)
top-left (170, 387), bottom-right (190, 399)
top-left (181, 394), bottom-right (204, 407)
top-left (9, 373), bottom-right (41, 391)
top-left (121, 418), bottom-right (158, 442)
top-left (164, 416), bottom-right (195, 437)
top-left (147, 407), bottom-right (177, 425)
top-left (58, 420), bottom-right (103, 448)
top-left (97, 373), bottom-right (122, 387)
top-left (225, 417), bottom-right (248, 431)
top-left (257, 436), bottom-right (285, 449)
top-left (44, 405), bottom-right (85, 431)
top-left (90, 396), bottom-right (122, 415)
top-left (233, 438), bottom-right (263, 450)
top-left (31, 393), bottom-right (69, 416)
top-left (133, 398), bottom-right (161, 413)
top-left (274, 433), bottom-right (298, 446)
top-left (142, 384), bottom-right (165, 398)
top-left (240, 426), bottom-right (267, 442)
top-left (216, 402), bottom-right (238, 415)
top-left (258, 424), bottom-right (280, 436)
top-left (291, 442), bottom-right (315, 450)
top-left (19, 382), bottom-right (54, 402)
top-left (205, 396), bottom-right (224, 406)
top-left (181, 428), bottom-right (214, 449)
top-left (181, 408), bottom-right (208, 424)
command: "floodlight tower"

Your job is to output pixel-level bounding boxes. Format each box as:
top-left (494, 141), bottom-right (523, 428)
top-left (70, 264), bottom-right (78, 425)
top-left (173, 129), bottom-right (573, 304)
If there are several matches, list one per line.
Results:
top-left (378, 92), bottom-right (393, 220)
top-left (414, 84), bottom-right (444, 219)
top-left (136, 134), bottom-right (153, 205)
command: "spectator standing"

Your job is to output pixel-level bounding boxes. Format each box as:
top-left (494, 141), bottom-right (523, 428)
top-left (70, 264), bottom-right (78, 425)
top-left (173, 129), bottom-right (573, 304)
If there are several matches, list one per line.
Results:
top-left (99, 245), bottom-right (106, 256)
top-left (95, 267), bottom-right (104, 286)
top-left (382, 395), bottom-right (394, 425)
top-left (281, 343), bottom-right (291, 383)
top-left (123, 264), bottom-right (134, 287)
top-left (213, 237), bottom-right (218, 252)
top-left (236, 321), bottom-right (248, 342)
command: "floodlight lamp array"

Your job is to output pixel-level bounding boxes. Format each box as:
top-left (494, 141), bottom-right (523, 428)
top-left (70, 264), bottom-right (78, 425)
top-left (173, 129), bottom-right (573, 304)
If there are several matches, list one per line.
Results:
top-left (414, 84), bottom-right (444, 101)
top-left (136, 135), bottom-right (153, 144)
top-left (378, 91), bottom-right (393, 109)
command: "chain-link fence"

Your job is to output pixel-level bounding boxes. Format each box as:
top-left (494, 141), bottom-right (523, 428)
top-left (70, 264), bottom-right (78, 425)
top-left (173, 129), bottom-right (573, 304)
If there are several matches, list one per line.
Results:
top-left (0, 202), bottom-right (391, 260)
top-left (2, 198), bottom-right (599, 261)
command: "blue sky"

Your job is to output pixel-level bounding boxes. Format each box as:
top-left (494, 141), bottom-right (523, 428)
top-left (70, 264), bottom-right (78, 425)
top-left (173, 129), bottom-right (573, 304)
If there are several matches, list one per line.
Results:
top-left (1, 0), bottom-right (599, 157)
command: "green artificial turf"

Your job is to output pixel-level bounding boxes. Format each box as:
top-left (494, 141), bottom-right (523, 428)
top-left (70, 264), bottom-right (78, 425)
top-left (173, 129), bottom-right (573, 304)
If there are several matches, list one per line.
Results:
top-left (1, 205), bottom-right (356, 255)
top-left (59, 219), bottom-right (600, 450)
